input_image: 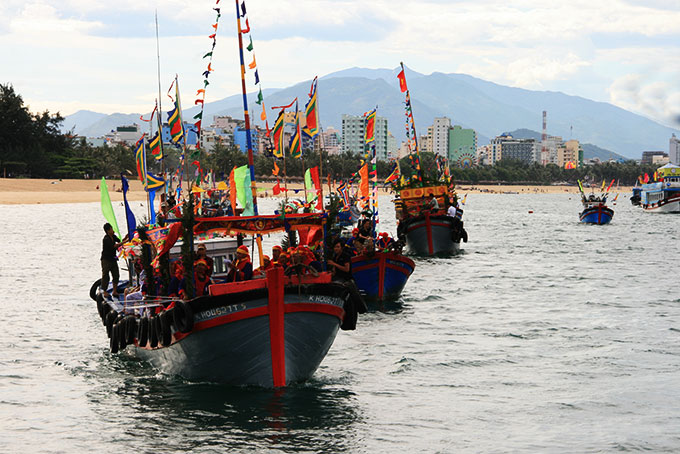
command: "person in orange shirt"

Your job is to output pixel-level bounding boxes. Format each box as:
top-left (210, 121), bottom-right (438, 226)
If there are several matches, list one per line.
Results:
top-left (227, 245), bottom-right (253, 282)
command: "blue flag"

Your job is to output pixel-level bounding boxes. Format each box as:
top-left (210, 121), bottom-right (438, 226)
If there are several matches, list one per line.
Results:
top-left (120, 174), bottom-right (137, 239)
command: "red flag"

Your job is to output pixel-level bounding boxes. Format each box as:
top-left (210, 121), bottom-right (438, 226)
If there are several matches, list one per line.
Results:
top-left (397, 69), bottom-right (407, 93)
top-left (644, 173), bottom-right (650, 183)
top-left (273, 180), bottom-right (282, 195)
top-left (229, 166), bottom-right (238, 213)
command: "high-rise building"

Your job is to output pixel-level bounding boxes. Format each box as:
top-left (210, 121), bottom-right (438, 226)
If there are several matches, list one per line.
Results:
top-left (448, 125), bottom-right (477, 167)
top-left (670, 134), bottom-right (680, 165)
top-left (488, 135), bottom-right (537, 165)
top-left (387, 132), bottom-right (398, 159)
top-left (320, 126), bottom-right (341, 155)
top-left (341, 114), bottom-right (389, 160)
top-left (432, 117), bottom-right (451, 156)
top-left (562, 140), bottom-right (581, 168)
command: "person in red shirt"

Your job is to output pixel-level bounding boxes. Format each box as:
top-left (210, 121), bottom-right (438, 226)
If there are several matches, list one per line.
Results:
top-left (253, 255), bottom-right (273, 277)
top-left (227, 245), bottom-right (253, 282)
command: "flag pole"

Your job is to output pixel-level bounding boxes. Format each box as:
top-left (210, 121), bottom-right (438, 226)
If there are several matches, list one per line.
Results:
top-left (175, 75), bottom-right (192, 196)
top-left (155, 11), bottom-right (167, 198)
top-left (235, 0), bottom-right (258, 215)
top-left (400, 61), bottom-right (423, 186)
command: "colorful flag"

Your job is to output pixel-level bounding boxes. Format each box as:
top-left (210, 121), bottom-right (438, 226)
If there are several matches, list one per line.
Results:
top-left (167, 81), bottom-right (184, 143)
top-left (359, 164), bottom-right (369, 203)
top-left (100, 177), bottom-right (121, 239)
top-left (289, 101), bottom-right (302, 159)
top-left (337, 182), bottom-right (350, 207)
top-left (273, 180), bottom-right (282, 195)
top-left (385, 162), bottom-right (400, 184)
top-left (302, 77), bottom-right (319, 138)
top-left (233, 164), bottom-right (254, 216)
top-left (364, 109), bottom-right (376, 143)
top-left (397, 69), bottom-right (407, 93)
top-left (148, 132), bottom-right (162, 160)
top-left (272, 161), bottom-right (280, 176)
top-left (134, 136), bottom-right (147, 185)
top-left (146, 172), bottom-right (165, 190)
top-left (644, 173), bottom-right (650, 183)
top-left (272, 110), bottom-right (285, 158)
top-left (120, 174), bottom-right (136, 241)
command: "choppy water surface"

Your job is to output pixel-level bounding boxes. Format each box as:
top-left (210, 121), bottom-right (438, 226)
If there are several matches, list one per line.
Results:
top-left (2, 194), bottom-right (680, 453)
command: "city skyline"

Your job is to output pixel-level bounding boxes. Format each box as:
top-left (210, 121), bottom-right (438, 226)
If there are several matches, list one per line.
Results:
top-left (1, 0), bottom-right (679, 129)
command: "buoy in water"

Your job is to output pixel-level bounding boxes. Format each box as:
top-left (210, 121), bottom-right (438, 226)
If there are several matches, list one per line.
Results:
top-left (528, 210), bottom-right (534, 213)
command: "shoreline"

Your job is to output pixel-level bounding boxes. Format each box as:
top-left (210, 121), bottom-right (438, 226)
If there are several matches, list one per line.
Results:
top-left (0, 178), bottom-right (632, 205)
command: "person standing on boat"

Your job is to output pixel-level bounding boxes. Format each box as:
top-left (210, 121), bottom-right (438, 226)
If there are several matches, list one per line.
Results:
top-left (327, 239), bottom-right (352, 282)
top-left (428, 192), bottom-right (440, 211)
top-left (227, 245), bottom-right (253, 282)
top-left (100, 223), bottom-right (128, 297)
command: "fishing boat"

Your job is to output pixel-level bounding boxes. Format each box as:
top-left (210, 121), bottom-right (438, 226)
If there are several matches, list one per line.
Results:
top-left (351, 251), bottom-right (415, 303)
top-left (579, 195), bottom-right (614, 224)
top-left (577, 179), bottom-right (614, 224)
top-left (395, 185), bottom-right (467, 255)
top-left (92, 214), bottom-right (364, 387)
top-left (90, 3), bottom-right (365, 388)
top-left (636, 163), bottom-right (680, 212)
top-left (389, 63), bottom-right (467, 256)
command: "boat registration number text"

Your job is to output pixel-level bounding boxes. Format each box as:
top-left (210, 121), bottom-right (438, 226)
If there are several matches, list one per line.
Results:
top-left (196, 303), bottom-right (248, 321)
top-left (308, 295), bottom-right (344, 307)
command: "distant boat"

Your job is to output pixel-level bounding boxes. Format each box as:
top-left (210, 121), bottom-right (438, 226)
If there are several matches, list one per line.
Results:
top-left (579, 196), bottom-right (614, 224)
top-left (636, 164), bottom-right (680, 213)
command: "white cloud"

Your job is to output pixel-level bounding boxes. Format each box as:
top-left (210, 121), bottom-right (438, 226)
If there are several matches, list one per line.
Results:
top-left (608, 74), bottom-right (680, 127)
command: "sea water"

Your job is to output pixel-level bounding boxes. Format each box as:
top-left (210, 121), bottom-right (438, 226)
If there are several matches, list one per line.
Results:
top-left (1, 194), bottom-right (679, 453)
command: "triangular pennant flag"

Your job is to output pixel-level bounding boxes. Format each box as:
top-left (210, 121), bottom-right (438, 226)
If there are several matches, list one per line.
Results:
top-left (203, 51), bottom-right (213, 58)
top-left (255, 88), bottom-right (263, 105)
top-left (248, 55), bottom-right (256, 69)
top-left (247, 36), bottom-right (253, 52)
top-left (254, 69), bottom-right (259, 85)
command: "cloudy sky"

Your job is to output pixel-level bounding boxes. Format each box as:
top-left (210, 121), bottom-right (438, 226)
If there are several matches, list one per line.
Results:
top-left (1, 0), bottom-right (679, 128)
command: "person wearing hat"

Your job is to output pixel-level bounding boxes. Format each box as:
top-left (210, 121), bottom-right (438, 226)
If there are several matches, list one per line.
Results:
top-left (272, 245), bottom-right (283, 264)
top-left (180, 258), bottom-right (213, 298)
top-left (227, 245), bottom-right (253, 282)
top-left (377, 232), bottom-right (395, 251)
top-left (285, 248), bottom-right (319, 278)
top-left (253, 255), bottom-right (273, 277)
top-left (194, 243), bottom-right (214, 277)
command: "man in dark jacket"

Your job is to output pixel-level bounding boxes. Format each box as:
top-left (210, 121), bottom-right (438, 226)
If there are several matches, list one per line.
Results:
top-left (101, 223), bottom-right (127, 297)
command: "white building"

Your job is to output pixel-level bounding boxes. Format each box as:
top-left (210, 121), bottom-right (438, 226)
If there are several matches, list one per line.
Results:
top-left (320, 126), bottom-right (341, 155)
top-left (341, 114), bottom-right (389, 160)
top-left (670, 134), bottom-right (680, 165)
top-left (432, 117), bottom-right (451, 156)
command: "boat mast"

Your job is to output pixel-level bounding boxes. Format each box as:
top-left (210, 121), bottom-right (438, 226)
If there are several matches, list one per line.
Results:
top-left (175, 76), bottom-right (192, 196)
top-left (155, 10), bottom-right (167, 198)
top-left (400, 61), bottom-right (423, 186)
top-left (235, 0), bottom-right (258, 215)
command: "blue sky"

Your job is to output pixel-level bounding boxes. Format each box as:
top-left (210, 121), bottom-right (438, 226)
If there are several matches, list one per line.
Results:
top-left (1, 0), bottom-right (679, 128)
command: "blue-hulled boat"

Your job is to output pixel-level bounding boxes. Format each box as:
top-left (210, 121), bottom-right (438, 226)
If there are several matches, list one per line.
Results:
top-left (579, 202), bottom-right (614, 224)
top-left (351, 251), bottom-right (415, 303)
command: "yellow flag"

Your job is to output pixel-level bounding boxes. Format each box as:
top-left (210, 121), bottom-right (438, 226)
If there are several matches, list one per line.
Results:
top-left (601, 180), bottom-right (606, 191)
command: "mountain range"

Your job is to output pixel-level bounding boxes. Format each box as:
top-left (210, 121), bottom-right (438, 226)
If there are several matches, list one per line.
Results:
top-left (62, 66), bottom-right (680, 160)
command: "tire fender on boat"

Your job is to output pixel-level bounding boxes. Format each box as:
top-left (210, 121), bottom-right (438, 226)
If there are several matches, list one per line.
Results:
top-left (105, 310), bottom-right (117, 338)
top-left (137, 317), bottom-right (149, 347)
top-left (148, 315), bottom-right (159, 348)
top-left (173, 300), bottom-right (194, 333)
top-left (123, 316), bottom-right (137, 345)
top-left (90, 279), bottom-right (101, 302)
top-left (159, 310), bottom-right (173, 347)
top-left (116, 321), bottom-right (127, 351)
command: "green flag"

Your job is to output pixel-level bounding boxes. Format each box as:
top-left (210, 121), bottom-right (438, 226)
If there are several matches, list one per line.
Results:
top-left (304, 168), bottom-right (315, 203)
top-left (233, 165), bottom-right (254, 216)
top-left (100, 177), bottom-right (121, 238)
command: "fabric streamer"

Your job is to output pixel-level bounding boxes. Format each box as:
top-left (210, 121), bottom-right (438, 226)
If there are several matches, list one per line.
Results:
top-left (121, 174), bottom-right (137, 240)
top-left (100, 177), bottom-right (121, 239)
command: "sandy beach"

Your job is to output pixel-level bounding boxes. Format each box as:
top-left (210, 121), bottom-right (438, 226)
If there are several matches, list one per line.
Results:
top-left (0, 178), bottom-right (632, 205)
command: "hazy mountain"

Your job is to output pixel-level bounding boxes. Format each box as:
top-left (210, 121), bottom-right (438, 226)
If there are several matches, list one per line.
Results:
top-left (65, 66), bottom-right (679, 159)
top-left (61, 110), bottom-right (107, 133)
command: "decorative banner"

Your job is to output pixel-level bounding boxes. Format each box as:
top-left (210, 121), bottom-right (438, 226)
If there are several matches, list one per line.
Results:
top-left (234, 164), bottom-right (254, 216)
top-left (272, 109), bottom-right (285, 158)
top-left (289, 100), bottom-right (302, 159)
top-left (134, 136), bottom-right (147, 185)
top-left (302, 76), bottom-right (319, 138)
top-left (194, 2), bottom-right (222, 149)
top-left (364, 108), bottom-right (376, 143)
top-left (100, 177), bottom-right (121, 239)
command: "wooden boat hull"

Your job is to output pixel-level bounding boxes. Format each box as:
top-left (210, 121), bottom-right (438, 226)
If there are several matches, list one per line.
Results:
top-left (398, 213), bottom-right (462, 256)
top-left (95, 270), bottom-right (360, 388)
top-left (351, 252), bottom-right (415, 303)
top-left (580, 205), bottom-right (614, 224)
